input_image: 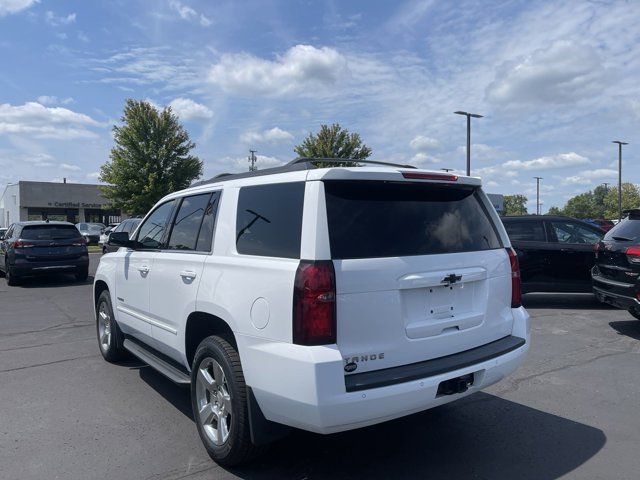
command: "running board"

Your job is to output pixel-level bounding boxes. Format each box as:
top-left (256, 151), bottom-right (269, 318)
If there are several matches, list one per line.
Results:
top-left (123, 339), bottom-right (190, 385)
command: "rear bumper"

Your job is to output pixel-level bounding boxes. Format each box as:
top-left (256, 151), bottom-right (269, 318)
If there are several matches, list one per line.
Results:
top-left (12, 257), bottom-right (89, 275)
top-left (593, 285), bottom-right (640, 310)
top-left (240, 307), bottom-right (530, 434)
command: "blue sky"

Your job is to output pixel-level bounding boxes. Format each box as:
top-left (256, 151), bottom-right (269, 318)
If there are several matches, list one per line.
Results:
top-left (1, 0), bottom-right (639, 212)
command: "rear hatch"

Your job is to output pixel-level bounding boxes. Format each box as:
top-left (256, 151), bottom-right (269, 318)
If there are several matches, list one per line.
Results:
top-left (322, 175), bottom-right (513, 374)
top-left (594, 214), bottom-right (640, 293)
top-left (18, 224), bottom-right (87, 261)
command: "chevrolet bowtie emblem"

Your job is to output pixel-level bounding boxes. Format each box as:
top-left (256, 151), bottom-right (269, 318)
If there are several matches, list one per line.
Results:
top-left (441, 274), bottom-right (462, 285)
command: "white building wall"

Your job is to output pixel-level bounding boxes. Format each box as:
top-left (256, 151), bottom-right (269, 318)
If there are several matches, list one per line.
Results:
top-left (0, 183), bottom-right (20, 228)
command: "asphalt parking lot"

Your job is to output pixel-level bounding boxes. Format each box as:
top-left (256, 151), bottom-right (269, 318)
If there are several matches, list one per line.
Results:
top-left (1, 255), bottom-right (640, 480)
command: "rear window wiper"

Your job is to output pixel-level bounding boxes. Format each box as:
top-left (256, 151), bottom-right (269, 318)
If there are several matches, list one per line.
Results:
top-left (611, 236), bottom-right (633, 241)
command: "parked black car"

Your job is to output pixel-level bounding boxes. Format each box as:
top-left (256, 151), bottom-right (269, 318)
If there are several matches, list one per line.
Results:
top-left (0, 221), bottom-right (89, 286)
top-left (502, 215), bottom-right (605, 293)
top-left (592, 209), bottom-right (640, 319)
top-left (102, 217), bottom-right (142, 254)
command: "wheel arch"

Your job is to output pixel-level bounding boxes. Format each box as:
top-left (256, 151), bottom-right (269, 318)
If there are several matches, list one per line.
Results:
top-left (185, 311), bottom-right (237, 368)
top-left (94, 279), bottom-right (109, 307)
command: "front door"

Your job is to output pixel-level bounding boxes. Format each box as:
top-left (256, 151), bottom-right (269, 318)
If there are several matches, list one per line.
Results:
top-left (114, 199), bottom-right (177, 341)
top-left (148, 192), bottom-right (219, 361)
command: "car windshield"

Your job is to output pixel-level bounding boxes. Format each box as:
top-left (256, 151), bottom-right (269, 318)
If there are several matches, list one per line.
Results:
top-left (87, 224), bottom-right (103, 232)
top-left (21, 225), bottom-right (82, 240)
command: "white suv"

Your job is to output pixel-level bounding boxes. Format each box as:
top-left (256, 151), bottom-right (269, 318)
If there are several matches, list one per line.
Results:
top-left (93, 158), bottom-right (530, 465)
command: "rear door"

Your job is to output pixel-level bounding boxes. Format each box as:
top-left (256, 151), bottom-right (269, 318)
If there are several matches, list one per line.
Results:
top-left (114, 200), bottom-right (175, 341)
top-left (322, 179), bottom-right (512, 374)
top-left (545, 220), bottom-right (604, 289)
top-left (149, 192), bottom-right (220, 359)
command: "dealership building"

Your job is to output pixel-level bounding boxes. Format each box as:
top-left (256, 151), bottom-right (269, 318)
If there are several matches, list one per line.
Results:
top-left (0, 180), bottom-right (122, 228)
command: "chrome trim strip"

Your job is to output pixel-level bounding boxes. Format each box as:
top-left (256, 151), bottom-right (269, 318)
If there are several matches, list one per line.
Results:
top-left (592, 275), bottom-right (634, 288)
top-left (116, 305), bottom-right (177, 335)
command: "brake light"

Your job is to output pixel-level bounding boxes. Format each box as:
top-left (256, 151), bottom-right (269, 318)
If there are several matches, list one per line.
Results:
top-left (626, 246), bottom-right (640, 264)
top-left (72, 237), bottom-right (87, 246)
top-left (13, 240), bottom-right (35, 248)
top-left (507, 248), bottom-right (522, 308)
top-left (293, 260), bottom-right (336, 345)
top-left (401, 172), bottom-right (458, 181)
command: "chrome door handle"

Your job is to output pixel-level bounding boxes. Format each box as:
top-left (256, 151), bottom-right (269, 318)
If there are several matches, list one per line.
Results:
top-left (137, 266), bottom-right (150, 274)
top-left (180, 270), bottom-right (197, 279)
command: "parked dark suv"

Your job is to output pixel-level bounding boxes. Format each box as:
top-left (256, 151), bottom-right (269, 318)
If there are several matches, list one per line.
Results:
top-left (592, 209), bottom-right (640, 319)
top-left (0, 221), bottom-right (89, 286)
top-left (502, 215), bottom-right (604, 293)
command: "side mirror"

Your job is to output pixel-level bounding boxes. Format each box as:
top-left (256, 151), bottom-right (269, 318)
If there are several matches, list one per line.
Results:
top-left (109, 231), bottom-right (133, 248)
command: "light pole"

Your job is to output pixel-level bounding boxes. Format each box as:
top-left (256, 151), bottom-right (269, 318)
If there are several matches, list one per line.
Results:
top-left (534, 177), bottom-right (543, 215)
top-left (612, 141), bottom-right (628, 221)
top-left (454, 111), bottom-right (483, 176)
top-left (441, 168), bottom-right (454, 172)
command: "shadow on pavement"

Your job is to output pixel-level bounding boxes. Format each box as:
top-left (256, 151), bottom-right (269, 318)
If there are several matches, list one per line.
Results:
top-left (141, 363), bottom-right (606, 480)
top-left (523, 293), bottom-right (614, 310)
top-left (609, 319), bottom-right (640, 340)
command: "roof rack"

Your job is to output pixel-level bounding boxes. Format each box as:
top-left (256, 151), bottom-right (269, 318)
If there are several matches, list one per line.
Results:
top-left (192, 157), bottom-right (417, 187)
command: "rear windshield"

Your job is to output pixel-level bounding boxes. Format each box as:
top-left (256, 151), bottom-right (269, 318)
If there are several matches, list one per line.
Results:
top-left (324, 181), bottom-right (502, 259)
top-left (604, 217), bottom-right (640, 242)
top-left (21, 225), bottom-right (81, 240)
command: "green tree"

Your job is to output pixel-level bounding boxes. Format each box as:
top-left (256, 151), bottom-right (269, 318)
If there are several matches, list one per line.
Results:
top-left (547, 206), bottom-right (563, 215)
top-left (294, 123), bottom-right (372, 166)
top-left (603, 183), bottom-right (640, 219)
top-left (100, 100), bottom-right (203, 215)
top-left (503, 194), bottom-right (528, 215)
top-left (562, 191), bottom-right (596, 219)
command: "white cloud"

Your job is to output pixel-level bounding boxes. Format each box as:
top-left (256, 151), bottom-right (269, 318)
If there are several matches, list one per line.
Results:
top-left (168, 97), bottom-right (213, 121)
top-left (411, 152), bottom-right (441, 165)
top-left (0, 0), bottom-right (39, 17)
top-left (36, 95), bottom-right (74, 106)
top-left (503, 152), bottom-right (590, 171)
top-left (561, 168), bottom-right (618, 185)
top-left (44, 10), bottom-right (76, 26)
top-left (87, 172), bottom-right (100, 180)
top-left (486, 41), bottom-right (607, 105)
top-left (0, 102), bottom-right (101, 139)
top-left (60, 163), bottom-right (80, 171)
top-left (209, 45), bottom-right (348, 96)
top-left (240, 127), bottom-right (294, 145)
top-left (409, 135), bottom-right (439, 151)
top-left (169, 0), bottom-right (211, 27)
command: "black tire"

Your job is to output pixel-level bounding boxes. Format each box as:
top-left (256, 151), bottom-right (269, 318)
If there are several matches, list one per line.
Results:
top-left (6, 265), bottom-right (19, 286)
top-left (629, 307), bottom-right (640, 320)
top-left (96, 290), bottom-right (127, 362)
top-left (76, 266), bottom-right (89, 282)
top-left (191, 336), bottom-right (264, 466)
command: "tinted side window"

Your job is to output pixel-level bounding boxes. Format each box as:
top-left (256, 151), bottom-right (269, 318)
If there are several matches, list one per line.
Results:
top-left (503, 221), bottom-right (546, 242)
top-left (197, 192), bottom-right (219, 252)
top-left (550, 221), bottom-right (603, 244)
top-left (324, 181), bottom-right (502, 259)
top-left (167, 193), bottom-right (214, 251)
top-left (236, 183), bottom-right (305, 258)
top-left (135, 200), bottom-right (176, 249)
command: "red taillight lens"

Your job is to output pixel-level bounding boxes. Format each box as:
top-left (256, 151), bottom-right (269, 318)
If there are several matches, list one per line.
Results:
top-left (401, 172), bottom-right (458, 181)
top-left (507, 248), bottom-right (522, 308)
top-left (293, 260), bottom-right (336, 345)
top-left (13, 240), bottom-right (35, 248)
top-left (626, 246), bottom-right (640, 264)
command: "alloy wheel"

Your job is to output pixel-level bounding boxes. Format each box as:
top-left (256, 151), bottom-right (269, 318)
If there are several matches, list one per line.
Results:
top-left (97, 302), bottom-right (112, 352)
top-left (195, 357), bottom-right (232, 446)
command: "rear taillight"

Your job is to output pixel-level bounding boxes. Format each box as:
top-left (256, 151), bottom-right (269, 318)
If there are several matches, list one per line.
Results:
top-left (13, 240), bottom-right (34, 248)
top-left (507, 248), bottom-right (522, 308)
top-left (293, 260), bottom-right (336, 345)
top-left (594, 242), bottom-right (601, 259)
top-left (626, 246), bottom-right (640, 264)
top-left (72, 237), bottom-right (87, 246)
top-left (401, 172), bottom-right (459, 181)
